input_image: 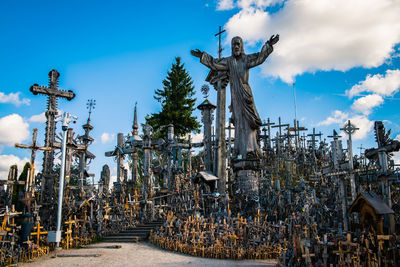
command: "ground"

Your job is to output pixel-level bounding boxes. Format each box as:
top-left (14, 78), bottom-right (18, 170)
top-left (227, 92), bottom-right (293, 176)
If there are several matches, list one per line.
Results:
top-left (19, 242), bottom-right (277, 267)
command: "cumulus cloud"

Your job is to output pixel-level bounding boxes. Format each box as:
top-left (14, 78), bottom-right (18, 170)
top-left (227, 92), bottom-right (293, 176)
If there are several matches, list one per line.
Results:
top-left (29, 112), bottom-right (46, 123)
top-left (318, 110), bottom-right (349, 126)
top-left (217, 0), bottom-right (235, 10)
top-left (340, 115), bottom-right (374, 141)
top-left (0, 91), bottom-right (30, 106)
top-left (221, 0), bottom-right (400, 83)
top-left (101, 133), bottom-right (115, 144)
top-left (346, 69), bottom-right (400, 98)
top-left (0, 154), bottom-right (30, 180)
top-left (351, 94), bottom-right (384, 115)
top-left (0, 114), bottom-right (29, 146)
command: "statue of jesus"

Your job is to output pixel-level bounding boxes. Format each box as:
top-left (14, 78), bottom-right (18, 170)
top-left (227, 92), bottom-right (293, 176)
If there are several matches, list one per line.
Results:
top-left (191, 35), bottom-right (279, 158)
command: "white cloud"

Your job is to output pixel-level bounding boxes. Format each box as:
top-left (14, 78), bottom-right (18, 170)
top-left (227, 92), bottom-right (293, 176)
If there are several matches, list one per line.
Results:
top-left (351, 94), bottom-right (384, 115)
top-left (223, 0), bottom-right (400, 83)
top-left (216, 0), bottom-right (283, 10)
top-left (29, 112), bottom-right (46, 123)
top-left (101, 133), bottom-right (115, 144)
top-left (217, 0), bottom-right (235, 10)
top-left (237, 0), bottom-right (283, 9)
top-left (0, 91), bottom-right (30, 106)
top-left (318, 110), bottom-right (348, 126)
top-left (0, 154), bottom-right (30, 180)
top-left (346, 69), bottom-right (400, 98)
top-left (0, 114), bottom-right (29, 146)
top-left (340, 115), bottom-right (374, 140)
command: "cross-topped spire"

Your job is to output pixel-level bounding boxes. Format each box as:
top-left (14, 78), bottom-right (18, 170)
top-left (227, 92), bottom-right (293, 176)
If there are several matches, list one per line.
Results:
top-left (132, 102), bottom-right (139, 136)
top-left (86, 99), bottom-right (96, 120)
top-left (215, 26), bottom-right (226, 59)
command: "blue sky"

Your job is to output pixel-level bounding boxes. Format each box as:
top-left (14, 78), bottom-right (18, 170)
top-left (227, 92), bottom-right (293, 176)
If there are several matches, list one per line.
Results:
top-left (1, 0), bottom-right (400, 181)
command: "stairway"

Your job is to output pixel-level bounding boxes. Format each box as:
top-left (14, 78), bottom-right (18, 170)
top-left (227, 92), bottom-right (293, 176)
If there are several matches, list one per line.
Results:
top-left (102, 221), bottom-right (164, 243)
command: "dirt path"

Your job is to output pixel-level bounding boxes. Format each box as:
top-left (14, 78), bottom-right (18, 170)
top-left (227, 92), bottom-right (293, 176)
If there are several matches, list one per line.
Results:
top-left (19, 242), bottom-right (277, 267)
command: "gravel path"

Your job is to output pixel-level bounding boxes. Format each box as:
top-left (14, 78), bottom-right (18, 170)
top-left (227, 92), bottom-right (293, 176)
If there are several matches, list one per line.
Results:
top-left (19, 242), bottom-right (277, 267)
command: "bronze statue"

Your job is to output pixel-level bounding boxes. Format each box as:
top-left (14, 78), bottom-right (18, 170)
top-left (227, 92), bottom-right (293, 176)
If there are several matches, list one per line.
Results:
top-left (191, 35), bottom-right (279, 158)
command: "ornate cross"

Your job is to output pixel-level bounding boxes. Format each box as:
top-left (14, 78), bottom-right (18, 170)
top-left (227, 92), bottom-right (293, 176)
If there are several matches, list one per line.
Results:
top-left (30, 69), bottom-right (75, 204)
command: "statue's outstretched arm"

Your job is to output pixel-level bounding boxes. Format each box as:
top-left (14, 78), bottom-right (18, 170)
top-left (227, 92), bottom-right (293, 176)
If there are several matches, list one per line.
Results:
top-left (192, 49), bottom-right (228, 71)
top-left (191, 49), bottom-right (203, 58)
top-left (248, 34), bottom-right (279, 68)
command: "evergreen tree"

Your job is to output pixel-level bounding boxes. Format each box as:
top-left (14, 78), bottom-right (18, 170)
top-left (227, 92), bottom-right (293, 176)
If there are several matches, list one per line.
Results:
top-left (146, 57), bottom-right (200, 139)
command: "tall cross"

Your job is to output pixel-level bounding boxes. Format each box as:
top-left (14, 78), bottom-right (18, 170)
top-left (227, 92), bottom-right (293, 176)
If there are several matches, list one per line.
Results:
top-left (340, 120), bottom-right (359, 201)
top-left (307, 128), bottom-right (322, 151)
top-left (271, 117), bottom-right (289, 138)
top-left (262, 118), bottom-right (275, 149)
top-left (30, 69), bottom-right (75, 203)
top-left (15, 128), bottom-right (52, 192)
top-left (215, 26), bottom-right (226, 59)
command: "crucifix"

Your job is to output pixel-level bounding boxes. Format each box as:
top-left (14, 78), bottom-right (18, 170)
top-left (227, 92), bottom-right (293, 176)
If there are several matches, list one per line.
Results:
top-left (15, 128), bottom-right (52, 193)
top-left (30, 69), bottom-right (75, 204)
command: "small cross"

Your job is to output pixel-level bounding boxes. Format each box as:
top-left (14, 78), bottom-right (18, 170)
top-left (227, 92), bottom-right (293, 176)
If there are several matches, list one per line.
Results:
top-left (31, 221), bottom-right (48, 248)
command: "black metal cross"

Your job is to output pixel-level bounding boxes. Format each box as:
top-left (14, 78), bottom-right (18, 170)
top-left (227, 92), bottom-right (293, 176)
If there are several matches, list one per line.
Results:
top-left (30, 69), bottom-right (75, 176)
top-left (215, 26), bottom-right (226, 59)
top-left (30, 69), bottom-right (75, 205)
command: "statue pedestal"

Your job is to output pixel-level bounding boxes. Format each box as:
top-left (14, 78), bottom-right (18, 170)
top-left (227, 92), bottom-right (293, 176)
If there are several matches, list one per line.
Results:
top-left (232, 157), bottom-right (261, 216)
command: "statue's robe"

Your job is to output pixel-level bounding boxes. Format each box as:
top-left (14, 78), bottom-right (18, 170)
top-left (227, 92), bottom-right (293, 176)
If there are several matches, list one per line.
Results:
top-left (200, 43), bottom-right (273, 157)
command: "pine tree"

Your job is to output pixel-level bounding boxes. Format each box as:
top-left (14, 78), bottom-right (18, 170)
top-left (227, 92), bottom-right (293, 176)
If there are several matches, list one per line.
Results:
top-left (146, 57), bottom-right (200, 139)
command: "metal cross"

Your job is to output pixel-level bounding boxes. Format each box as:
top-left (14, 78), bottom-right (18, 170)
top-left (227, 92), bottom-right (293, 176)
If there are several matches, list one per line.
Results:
top-left (340, 120), bottom-right (359, 136)
top-left (30, 69), bottom-right (75, 204)
top-left (215, 26), bottom-right (226, 59)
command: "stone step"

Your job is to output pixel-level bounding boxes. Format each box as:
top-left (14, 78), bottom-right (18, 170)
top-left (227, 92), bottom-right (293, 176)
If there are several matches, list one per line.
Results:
top-left (101, 221), bottom-right (164, 243)
top-left (102, 237), bottom-right (141, 243)
top-left (111, 232), bottom-right (148, 237)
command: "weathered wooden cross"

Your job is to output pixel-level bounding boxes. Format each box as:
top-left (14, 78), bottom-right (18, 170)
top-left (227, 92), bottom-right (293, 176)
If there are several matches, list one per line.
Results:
top-left (15, 128), bottom-right (52, 192)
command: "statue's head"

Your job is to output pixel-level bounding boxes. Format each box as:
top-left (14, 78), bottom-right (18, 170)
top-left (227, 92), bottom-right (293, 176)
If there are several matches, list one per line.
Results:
top-left (231, 36), bottom-right (244, 57)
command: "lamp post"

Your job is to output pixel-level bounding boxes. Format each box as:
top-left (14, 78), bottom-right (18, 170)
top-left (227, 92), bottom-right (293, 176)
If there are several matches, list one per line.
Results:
top-left (54, 112), bottom-right (77, 247)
